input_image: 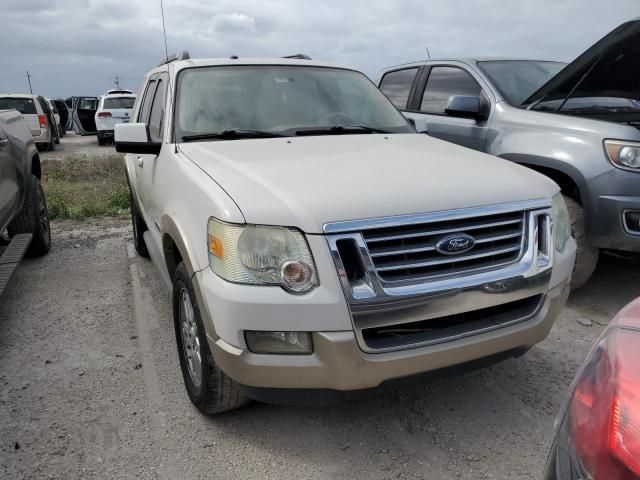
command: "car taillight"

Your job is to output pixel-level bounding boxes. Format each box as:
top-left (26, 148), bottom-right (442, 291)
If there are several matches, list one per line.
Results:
top-left (98, 112), bottom-right (112, 118)
top-left (38, 114), bottom-right (47, 128)
top-left (568, 328), bottom-right (640, 479)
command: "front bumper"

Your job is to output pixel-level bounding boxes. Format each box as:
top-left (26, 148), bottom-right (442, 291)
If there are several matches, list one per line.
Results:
top-left (585, 167), bottom-right (640, 252)
top-left (195, 235), bottom-right (575, 392)
top-left (210, 282), bottom-right (569, 391)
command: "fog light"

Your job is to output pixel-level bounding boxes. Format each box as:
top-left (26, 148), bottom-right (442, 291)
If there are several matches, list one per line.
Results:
top-left (245, 331), bottom-right (312, 354)
top-left (624, 210), bottom-right (640, 233)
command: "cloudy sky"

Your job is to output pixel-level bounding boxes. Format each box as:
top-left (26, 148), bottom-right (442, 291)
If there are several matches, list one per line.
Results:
top-left (1, 0), bottom-right (637, 98)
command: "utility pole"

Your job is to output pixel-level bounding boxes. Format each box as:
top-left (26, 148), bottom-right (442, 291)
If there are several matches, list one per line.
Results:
top-left (26, 70), bottom-right (33, 94)
top-left (114, 74), bottom-right (121, 89)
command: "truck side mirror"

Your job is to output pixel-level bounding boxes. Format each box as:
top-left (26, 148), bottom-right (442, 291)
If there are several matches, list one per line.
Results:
top-left (115, 123), bottom-right (161, 155)
top-left (444, 95), bottom-right (488, 121)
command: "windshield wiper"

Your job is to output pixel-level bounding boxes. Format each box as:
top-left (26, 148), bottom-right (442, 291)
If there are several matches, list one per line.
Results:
top-left (294, 125), bottom-right (391, 136)
top-left (181, 129), bottom-right (286, 142)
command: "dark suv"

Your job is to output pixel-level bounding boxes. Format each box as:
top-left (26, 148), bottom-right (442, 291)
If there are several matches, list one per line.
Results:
top-left (0, 109), bottom-right (51, 295)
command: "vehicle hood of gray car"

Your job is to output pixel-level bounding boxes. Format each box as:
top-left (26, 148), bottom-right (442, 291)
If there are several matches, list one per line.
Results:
top-left (180, 134), bottom-right (557, 234)
top-left (523, 18), bottom-right (640, 108)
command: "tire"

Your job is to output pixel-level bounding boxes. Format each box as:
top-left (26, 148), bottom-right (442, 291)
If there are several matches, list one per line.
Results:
top-left (54, 127), bottom-right (60, 144)
top-left (8, 174), bottom-right (51, 257)
top-left (47, 133), bottom-right (55, 151)
top-left (129, 189), bottom-right (149, 257)
top-left (97, 136), bottom-right (105, 146)
top-left (173, 262), bottom-right (249, 414)
top-left (564, 195), bottom-right (599, 289)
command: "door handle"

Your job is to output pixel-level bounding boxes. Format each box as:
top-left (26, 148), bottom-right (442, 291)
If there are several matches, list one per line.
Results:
top-left (136, 156), bottom-right (144, 167)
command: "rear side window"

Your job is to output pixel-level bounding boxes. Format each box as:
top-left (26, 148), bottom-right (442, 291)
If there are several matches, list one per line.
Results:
top-left (138, 79), bottom-right (157, 122)
top-left (379, 68), bottom-right (419, 109)
top-left (148, 78), bottom-right (167, 142)
top-left (78, 98), bottom-right (98, 110)
top-left (0, 97), bottom-right (37, 114)
top-left (104, 97), bottom-right (136, 109)
top-left (420, 67), bottom-right (482, 114)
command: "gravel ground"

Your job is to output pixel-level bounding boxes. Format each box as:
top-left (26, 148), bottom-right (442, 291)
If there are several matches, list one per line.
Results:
top-left (1, 217), bottom-right (639, 480)
top-left (41, 131), bottom-right (115, 160)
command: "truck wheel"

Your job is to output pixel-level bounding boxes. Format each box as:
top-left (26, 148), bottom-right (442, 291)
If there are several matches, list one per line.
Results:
top-left (47, 134), bottom-right (55, 151)
top-left (129, 190), bottom-right (149, 257)
top-left (173, 262), bottom-right (249, 415)
top-left (564, 196), bottom-right (598, 289)
top-left (8, 174), bottom-right (51, 257)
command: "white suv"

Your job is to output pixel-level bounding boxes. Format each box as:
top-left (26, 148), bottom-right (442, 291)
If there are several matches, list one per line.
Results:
top-left (0, 94), bottom-right (57, 151)
top-left (95, 89), bottom-right (136, 145)
top-left (116, 53), bottom-right (576, 414)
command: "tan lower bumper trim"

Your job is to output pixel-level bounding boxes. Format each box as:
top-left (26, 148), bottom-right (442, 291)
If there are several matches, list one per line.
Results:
top-left (209, 283), bottom-right (569, 391)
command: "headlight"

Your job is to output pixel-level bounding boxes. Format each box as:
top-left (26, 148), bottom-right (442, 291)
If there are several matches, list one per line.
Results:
top-left (207, 218), bottom-right (318, 293)
top-left (604, 140), bottom-right (640, 171)
top-left (552, 193), bottom-right (571, 252)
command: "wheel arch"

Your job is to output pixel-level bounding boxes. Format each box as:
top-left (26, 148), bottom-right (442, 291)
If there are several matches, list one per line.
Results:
top-left (498, 153), bottom-right (587, 205)
top-left (160, 216), bottom-right (200, 281)
top-left (31, 152), bottom-right (41, 179)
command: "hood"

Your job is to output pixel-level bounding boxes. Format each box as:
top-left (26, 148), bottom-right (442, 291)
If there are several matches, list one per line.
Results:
top-left (523, 18), bottom-right (640, 108)
top-left (180, 134), bottom-right (556, 234)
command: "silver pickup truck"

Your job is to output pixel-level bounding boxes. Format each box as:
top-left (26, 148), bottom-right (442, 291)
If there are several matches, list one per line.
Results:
top-left (0, 109), bottom-right (51, 295)
top-left (379, 18), bottom-right (640, 288)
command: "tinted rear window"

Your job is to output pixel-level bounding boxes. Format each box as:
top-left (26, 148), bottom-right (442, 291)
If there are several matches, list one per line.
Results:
top-left (103, 97), bottom-right (136, 109)
top-left (78, 98), bottom-right (98, 110)
top-left (0, 97), bottom-right (37, 114)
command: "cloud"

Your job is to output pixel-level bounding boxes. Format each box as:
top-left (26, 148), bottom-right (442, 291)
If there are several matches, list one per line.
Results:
top-left (0, 0), bottom-right (637, 98)
top-left (213, 13), bottom-right (258, 33)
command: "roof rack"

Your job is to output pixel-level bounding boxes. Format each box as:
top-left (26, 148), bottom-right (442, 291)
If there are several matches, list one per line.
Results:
top-left (158, 50), bottom-right (190, 67)
top-left (282, 54), bottom-right (312, 60)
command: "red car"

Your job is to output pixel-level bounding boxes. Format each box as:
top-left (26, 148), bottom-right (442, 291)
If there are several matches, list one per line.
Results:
top-left (544, 297), bottom-right (640, 479)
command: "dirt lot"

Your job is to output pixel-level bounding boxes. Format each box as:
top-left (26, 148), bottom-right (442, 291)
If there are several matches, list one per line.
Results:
top-left (1, 135), bottom-right (640, 479)
top-left (41, 131), bottom-right (116, 161)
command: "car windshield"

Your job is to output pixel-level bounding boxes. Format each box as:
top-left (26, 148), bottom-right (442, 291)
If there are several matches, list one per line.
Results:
top-left (477, 60), bottom-right (566, 106)
top-left (104, 97), bottom-right (136, 109)
top-left (0, 97), bottom-right (37, 115)
top-left (175, 65), bottom-right (413, 139)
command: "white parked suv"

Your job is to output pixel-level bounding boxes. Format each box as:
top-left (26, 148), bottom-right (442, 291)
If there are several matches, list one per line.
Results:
top-left (116, 52), bottom-right (576, 414)
top-left (0, 94), bottom-right (57, 151)
top-left (95, 89), bottom-right (136, 145)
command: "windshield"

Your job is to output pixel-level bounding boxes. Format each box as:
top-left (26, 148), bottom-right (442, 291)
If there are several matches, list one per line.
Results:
top-left (0, 97), bottom-right (37, 115)
top-left (477, 60), bottom-right (566, 106)
top-left (104, 97), bottom-right (136, 109)
top-left (175, 65), bottom-right (413, 139)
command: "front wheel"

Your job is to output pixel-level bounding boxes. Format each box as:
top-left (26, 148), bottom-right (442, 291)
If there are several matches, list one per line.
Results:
top-left (564, 195), bottom-right (599, 289)
top-left (173, 262), bottom-right (249, 414)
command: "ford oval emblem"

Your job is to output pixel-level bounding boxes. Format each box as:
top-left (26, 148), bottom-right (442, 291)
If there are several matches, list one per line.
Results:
top-left (435, 233), bottom-right (476, 255)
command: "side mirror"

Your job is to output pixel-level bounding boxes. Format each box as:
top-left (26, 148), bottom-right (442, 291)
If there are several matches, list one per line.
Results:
top-left (115, 123), bottom-right (161, 155)
top-left (444, 95), bottom-right (488, 121)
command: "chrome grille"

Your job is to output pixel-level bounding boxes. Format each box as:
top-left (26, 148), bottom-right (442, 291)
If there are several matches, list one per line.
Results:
top-left (362, 210), bottom-right (526, 283)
